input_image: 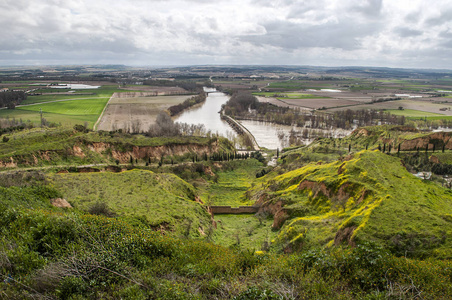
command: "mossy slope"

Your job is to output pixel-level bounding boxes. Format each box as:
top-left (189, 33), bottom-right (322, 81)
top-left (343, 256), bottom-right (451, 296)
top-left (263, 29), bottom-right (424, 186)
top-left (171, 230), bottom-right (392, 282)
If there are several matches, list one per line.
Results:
top-left (255, 150), bottom-right (452, 257)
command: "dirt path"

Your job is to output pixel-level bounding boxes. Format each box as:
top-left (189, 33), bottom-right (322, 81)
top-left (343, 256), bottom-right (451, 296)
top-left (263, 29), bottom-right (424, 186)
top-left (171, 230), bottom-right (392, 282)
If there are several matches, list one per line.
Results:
top-left (93, 93), bottom-right (116, 131)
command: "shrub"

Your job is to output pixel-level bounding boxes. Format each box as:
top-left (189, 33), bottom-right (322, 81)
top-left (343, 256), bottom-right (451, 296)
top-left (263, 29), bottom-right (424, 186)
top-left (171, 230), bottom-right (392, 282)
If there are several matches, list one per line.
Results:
top-left (87, 202), bottom-right (116, 217)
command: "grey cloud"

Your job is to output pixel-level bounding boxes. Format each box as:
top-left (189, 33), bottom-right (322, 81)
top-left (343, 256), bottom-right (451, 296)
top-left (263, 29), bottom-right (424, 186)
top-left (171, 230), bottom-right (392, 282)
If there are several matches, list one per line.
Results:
top-left (351, 0), bottom-right (383, 18)
top-left (0, 0), bottom-right (451, 69)
top-left (286, 0), bottom-right (327, 19)
top-left (242, 18), bottom-right (380, 50)
top-left (251, 0), bottom-right (300, 7)
top-left (439, 39), bottom-right (452, 49)
top-left (394, 27), bottom-right (423, 37)
top-left (425, 9), bottom-right (452, 27)
top-left (404, 11), bottom-right (421, 24)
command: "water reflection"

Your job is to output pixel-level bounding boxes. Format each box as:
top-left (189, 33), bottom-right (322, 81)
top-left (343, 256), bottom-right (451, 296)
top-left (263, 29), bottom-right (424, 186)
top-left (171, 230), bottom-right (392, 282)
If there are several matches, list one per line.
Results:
top-left (238, 120), bottom-right (295, 150)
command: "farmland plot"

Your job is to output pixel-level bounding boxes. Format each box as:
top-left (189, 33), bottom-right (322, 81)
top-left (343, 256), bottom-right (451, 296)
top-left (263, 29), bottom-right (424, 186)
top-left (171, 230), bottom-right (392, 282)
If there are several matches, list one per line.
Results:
top-left (96, 93), bottom-right (190, 132)
top-left (327, 99), bottom-right (452, 116)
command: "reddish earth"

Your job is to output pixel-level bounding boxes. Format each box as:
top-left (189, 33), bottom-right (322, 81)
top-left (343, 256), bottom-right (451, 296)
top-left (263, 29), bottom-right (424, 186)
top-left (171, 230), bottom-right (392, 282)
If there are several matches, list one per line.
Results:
top-left (50, 198), bottom-right (72, 208)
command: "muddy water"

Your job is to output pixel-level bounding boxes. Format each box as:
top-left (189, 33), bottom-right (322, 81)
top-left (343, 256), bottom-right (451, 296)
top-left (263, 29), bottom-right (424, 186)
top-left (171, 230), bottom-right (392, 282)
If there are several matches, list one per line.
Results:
top-left (174, 88), bottom-right (235, 137)
top-left (239, 120), bottom-right (295, 150)
top-left (175, 88), bottom-right (344, 150)
top-left (175, 88), bottom-right (294, 149)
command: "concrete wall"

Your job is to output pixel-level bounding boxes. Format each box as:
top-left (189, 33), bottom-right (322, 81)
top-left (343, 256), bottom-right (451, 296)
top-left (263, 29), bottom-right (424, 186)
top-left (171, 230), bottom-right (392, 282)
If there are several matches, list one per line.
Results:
top-left (210, 206), bottom-right (259, 214)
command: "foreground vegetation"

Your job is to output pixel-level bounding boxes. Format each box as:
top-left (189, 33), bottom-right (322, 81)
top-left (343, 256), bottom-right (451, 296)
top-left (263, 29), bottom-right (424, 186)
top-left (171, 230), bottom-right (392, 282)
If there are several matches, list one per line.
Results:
top-left (1, 189), bottom-right (452, 299)
top-left (1, 125), bottom-right (452, 298)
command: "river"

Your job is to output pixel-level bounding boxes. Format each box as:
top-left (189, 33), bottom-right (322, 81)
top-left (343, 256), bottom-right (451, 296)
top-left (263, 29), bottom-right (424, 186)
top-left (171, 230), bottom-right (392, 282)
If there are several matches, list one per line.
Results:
top-left (174, 88), bottom-right (350, 150)
top-left (175, 88), bottom-right (296, 149)
top-left (174, 88), bottom-right (235, 138)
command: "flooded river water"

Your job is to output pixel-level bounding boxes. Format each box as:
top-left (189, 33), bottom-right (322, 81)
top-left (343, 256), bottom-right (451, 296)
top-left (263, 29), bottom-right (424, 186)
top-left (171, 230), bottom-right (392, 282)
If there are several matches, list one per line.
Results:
top-left (175, 88), bottom-right (346, 150)
top-left (174, 88), bottom-right (234, 137)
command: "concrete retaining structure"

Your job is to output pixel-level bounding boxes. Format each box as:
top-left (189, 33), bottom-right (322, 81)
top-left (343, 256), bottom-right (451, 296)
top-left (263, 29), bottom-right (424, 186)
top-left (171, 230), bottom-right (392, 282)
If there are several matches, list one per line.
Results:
top-left (210, 206), bottom-right (259, 214)
top-left (220, 114), bottom-right (260, 151)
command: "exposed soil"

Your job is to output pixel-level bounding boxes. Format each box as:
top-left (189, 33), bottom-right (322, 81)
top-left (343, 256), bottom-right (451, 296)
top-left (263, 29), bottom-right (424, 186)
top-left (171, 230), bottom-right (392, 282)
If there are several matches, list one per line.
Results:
top-left (50, 198), bottom-right (72, 208)
top-left (96, 93), bottom-right (190, 132)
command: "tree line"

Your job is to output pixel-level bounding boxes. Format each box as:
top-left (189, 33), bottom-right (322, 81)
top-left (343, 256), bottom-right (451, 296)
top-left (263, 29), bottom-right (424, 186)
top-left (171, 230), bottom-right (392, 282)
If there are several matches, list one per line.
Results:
top-left (167, 92), bottom-right (206, 116)
top-left (223, 91), bottom-right (406, 130)
top-left (0, 90), bottom-right (27, 109)
top-left (142, 80), bottom-right (202, 92)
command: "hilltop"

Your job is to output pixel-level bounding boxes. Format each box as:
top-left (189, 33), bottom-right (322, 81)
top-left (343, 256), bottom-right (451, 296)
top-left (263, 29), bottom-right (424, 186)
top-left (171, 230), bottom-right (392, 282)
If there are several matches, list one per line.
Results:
top-left (0, 127), bottom-right (234, 168)
top-left (251, 150), bottom-right (452, 257)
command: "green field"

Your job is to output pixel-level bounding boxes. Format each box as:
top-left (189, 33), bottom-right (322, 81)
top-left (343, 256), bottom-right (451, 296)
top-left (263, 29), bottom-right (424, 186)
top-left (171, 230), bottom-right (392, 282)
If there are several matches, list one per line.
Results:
top-left (386, 109), bottom-right (444, 117)
top-left (253, 92), bottom-right (328, 99)
top-left (0, 98), bottom-right (110, 128)
top-left (22, 95), bottom-right (98, 105)
top-left (0, 85), bottom-right (142, 128)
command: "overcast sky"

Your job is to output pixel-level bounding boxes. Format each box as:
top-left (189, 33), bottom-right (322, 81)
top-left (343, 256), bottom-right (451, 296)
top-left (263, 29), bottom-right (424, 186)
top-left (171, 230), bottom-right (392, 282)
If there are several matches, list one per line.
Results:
top-left (1, 0), bottom-right (452, 69)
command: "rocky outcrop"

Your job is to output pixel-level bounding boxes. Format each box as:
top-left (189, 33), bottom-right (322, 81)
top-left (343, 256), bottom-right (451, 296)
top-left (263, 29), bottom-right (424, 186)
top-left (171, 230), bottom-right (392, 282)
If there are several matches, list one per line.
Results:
top-left (299, 180), bottom-right (330, 198)
top-left (0, 157), bottom-right (17, 168)
top-left (334, 226), bottom-right (356, 246)
top-left (0, 140), bottom-right (221, 167)
top-left (256, 197), bottom-right (289, 229)
top-left (87, 142), bottom-right (220, 163)
top-left (72, 146), bottom-right (85, 158)
top-left (400, 132), bottom-right (452, 151)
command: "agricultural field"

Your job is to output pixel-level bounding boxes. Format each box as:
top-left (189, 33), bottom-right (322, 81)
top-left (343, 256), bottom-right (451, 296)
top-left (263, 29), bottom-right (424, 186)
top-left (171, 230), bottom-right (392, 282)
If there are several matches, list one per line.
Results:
top-left (0, 82), bottom-right (194, 130)
top-left (255, 89), bottom-right (374, 110)
top-left (253, 92), bottom-right (328, 99)
top-left (0, 97), bottom-right (110, 128)
top-left (118, 84), bottom-right (188, 94)
top-left (0, 84), bottom-right (142, 128)
top-left (327, 99), bottom-right (452, 116)
top-left (386, 109), bottom-right (444, 117)
top-left (96, 93), bottom-right (191, 132)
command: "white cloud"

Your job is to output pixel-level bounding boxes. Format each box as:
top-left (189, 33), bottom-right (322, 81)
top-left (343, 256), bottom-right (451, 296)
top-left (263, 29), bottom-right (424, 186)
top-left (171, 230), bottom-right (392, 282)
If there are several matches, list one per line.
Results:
top-left (0, 0), bottom-right (451, 68)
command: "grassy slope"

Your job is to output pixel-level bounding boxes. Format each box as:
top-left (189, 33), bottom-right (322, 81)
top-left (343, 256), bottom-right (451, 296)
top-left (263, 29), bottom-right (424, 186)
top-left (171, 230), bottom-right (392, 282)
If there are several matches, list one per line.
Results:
top-left (254, 150), bottom-right (452, 257)
top-left (197, 160), bottom-right (276, 250)
top-left (212, 214), bottom-right (277, 250)
top-left (200, 160), bottom-right (263, 206)
top-left (47, 169), bottom-right (211, 237)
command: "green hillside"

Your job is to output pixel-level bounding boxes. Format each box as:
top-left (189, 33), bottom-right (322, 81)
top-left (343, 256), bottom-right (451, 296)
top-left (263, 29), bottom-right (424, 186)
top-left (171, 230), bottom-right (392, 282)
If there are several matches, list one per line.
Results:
top-left (47, 169), bottom-right (211, 237)
top-left (0, 127), bottom-right (234, 167)
top-left (3, 125), bottom-right (452, 298)
top-left (253, 150), bottom-right (452, 257)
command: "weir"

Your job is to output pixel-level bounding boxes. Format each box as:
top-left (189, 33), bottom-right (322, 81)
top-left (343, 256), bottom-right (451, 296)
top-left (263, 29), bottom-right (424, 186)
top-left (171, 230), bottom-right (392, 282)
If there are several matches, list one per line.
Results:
top-left (210, 205), bottom-right (259, 215)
